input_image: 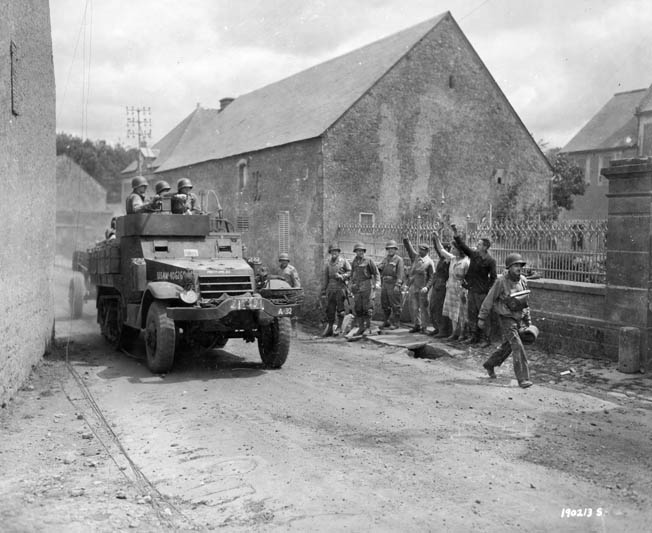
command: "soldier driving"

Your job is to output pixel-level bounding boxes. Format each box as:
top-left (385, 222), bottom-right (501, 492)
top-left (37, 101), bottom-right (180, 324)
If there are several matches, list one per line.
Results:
top-left (320, 243), bottom-right (351, 337)
top-left (378, 240), bottom-right (404, 329)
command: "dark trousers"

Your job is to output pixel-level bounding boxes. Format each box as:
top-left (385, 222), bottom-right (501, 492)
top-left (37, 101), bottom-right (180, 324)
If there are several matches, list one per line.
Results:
top-left (408, 288), bottom-right (429, 328)
top-left (325, 289), bottom-right (346, 324)
top-left (381, 282), bottom-right (401, 323)
top-left (353, 289), bottom-right (373, 318)
top-left (468, 291), bottom-right (489, 340)
top-left (429, 287), bottom-right (450, 334)
top-left (483, 316), bottom-right (530, 382)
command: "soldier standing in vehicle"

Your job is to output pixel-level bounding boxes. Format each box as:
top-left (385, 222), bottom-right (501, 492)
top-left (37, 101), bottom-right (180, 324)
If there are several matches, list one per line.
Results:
top-left (173, 178), bottom-right (202, 214)
top-left (349, 243), bottom-right (381, 336)
top-left (320, 243), bottom-right (351, 337)
top-left (478, 253), bottom-right (533, 389)
top-left (378, 240), bottom-right (404, 329)
top-left (276, 252), bottom-right (301, 288)
top-left (126, 176), bottom-right (158, 214)
top-left (403, 237), bottom-right (435, 333)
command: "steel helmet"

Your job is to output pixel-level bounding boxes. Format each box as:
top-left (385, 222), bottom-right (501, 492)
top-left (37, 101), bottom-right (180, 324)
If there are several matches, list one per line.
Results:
top-left (328, 243), bottom-right (341, 253)
top-left (155, 180), bottom-right (171, 194)
top-left (518, 325), bottom-right (539, 345)
top-left (505, 253), bottom-right (527, 269)
top-left (278, 252), bottom-right (290, 261)
top-left (177, 178), bottom-right (193, 190)
top-left (353, 242), bottom-right (366, 252)
top-left (385, 240), bottom-right (398, 249)
top-left (131, 175), bottom-right (148, 189)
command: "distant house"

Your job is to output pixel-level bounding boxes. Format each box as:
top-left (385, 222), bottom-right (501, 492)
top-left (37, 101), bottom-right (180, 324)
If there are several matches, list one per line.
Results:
top-left (56, 154), bottom-right (112, 256)
top-left (146, 11), bottom-right (551, 305)
top-left (562, 88), bottom-right (651, 219)
top-left (1, 1), bottom-right (56, 403)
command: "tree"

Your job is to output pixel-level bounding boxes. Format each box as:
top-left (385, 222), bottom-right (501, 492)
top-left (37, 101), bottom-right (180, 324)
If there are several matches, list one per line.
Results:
top-left (546, 147), bottom-right (587, 212)
top-left (56, 132), bottom-right (138, 202)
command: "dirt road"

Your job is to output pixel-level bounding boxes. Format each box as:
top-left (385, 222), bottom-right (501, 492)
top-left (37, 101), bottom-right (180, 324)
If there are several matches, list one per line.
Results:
top-left (1, 267), bottom-right (651, 531)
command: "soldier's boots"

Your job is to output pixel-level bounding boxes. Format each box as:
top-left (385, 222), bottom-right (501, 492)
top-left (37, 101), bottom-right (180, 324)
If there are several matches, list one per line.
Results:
top-left (352, 317), bottom-right (366, 337)
top-left (333, 315), bottom-right (344, 336)
top-left (321, 323), bottom-right (334, 337)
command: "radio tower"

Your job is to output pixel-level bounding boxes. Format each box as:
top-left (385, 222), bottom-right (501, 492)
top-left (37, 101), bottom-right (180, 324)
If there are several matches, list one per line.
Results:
top-left (126, 106), bottom-right (152, 173)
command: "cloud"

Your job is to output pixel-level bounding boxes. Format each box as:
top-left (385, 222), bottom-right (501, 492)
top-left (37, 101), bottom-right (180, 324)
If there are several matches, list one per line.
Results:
top-left (51, 0), bottom-right (652, 150)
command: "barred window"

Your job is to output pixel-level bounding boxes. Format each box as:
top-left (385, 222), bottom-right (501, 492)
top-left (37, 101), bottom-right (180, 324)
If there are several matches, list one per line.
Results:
top-left (236, 214), bottom-right (250, 232)
top-left (278, 211), bottom-right (290, 254)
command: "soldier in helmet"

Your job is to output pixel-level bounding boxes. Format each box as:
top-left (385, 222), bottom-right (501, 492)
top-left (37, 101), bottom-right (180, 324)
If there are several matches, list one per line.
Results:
top-left (276, 252), bottom-right (301, 288)
top-left (478, 253), bottom-right (533, 388)
top-left (378, 240), bottom-right (404, 329)
top-left (154, 180), bottom-right (171, 196)
top-left (126, 176), bottom-right (158, 214)
top-left (320, 243), bottom-right (351, 337)
top-left (349, 243), bottom-right (380, 336)
top-left (172, 178), bottom-right (202, 214)
top-left (403, 237), bottom-right (435, 333)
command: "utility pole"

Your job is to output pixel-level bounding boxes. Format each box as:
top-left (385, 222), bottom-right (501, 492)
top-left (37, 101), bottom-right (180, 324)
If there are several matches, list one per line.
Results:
top-left (126, 106), bottom-right (152, 174)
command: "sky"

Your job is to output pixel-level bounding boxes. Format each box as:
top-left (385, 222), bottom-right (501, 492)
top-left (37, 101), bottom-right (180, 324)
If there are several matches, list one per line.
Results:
top-left (50, 0), bottom-right (652, 150)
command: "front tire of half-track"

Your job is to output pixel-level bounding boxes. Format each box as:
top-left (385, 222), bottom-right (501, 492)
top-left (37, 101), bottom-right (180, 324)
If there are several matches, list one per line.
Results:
top-left (145, 302), bottom-right (176, 374)
top-left (258, 317), bottom-right (291, 369)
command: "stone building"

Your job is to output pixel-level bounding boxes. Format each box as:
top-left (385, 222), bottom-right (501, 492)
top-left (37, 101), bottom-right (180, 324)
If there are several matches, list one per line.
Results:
top-left (56, 154), bottom-right (112, 258)
top-left (147, 12), bottom-right (551, 308)
top-left (562, 86), bottom-right (652, 219)
top-left (0, 1), bottom-right (56, 403)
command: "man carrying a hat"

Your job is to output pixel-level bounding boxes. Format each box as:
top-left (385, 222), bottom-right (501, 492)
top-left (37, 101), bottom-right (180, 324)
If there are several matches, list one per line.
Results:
top-left (403, 237), bottom-right (435, 334)
top-left (378, 240), bottom-right (405, 329)
top-left (349, 243), bottom-right (381, 336)
top-left (477, 253), bottom-right (533, 388)
top-left (320, 243), bottom-right (352, 337)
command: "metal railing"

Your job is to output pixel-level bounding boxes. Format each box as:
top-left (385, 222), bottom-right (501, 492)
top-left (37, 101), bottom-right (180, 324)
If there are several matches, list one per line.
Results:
top-left (336, 218), bottom-right (607, 284)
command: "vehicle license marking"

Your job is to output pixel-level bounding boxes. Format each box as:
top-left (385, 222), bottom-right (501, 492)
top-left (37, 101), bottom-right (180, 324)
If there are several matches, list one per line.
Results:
top-left (231, 298), bottom-right (263, 310)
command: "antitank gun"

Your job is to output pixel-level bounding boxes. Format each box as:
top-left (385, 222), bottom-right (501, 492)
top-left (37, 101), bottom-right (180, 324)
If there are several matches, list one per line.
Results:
top-left (69, 196), bottom-right (303, 373)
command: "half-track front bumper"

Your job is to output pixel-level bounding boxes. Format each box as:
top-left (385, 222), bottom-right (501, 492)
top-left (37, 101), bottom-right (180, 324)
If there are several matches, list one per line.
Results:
top-left (166, 296), bottom-right (294, 322)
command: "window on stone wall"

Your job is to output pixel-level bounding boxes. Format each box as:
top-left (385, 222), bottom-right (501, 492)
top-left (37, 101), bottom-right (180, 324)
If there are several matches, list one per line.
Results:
top-left (494, 168), bottom-right (504, 185)
top-left (278, 211), bottom-right (290, 254)
top-left (584, 157), bottom-right (592, 184)
top-left (236, 214), bottom-right (250, 232)
top-left (597, 154), bottom-right (614, 187)
top-left (359, 213), bottom-right (374, 233)
top-left (237, 159), bottom-right (248, 192)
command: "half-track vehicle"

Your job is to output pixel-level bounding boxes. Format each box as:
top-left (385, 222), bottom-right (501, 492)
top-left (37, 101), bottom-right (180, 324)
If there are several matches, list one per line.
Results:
top-left (75, 199), bottom-right (302, 373)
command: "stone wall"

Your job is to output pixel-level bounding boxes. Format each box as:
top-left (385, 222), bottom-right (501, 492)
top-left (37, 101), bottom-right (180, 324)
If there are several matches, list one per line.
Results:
top-left (0, 1), bottom-right (56, 404)
top-left (156, 139), bottom-right (325, 318)
top-left (322, 13), bottom-right (551, 241)
top-left (528, 279), bottom-right (619, 360)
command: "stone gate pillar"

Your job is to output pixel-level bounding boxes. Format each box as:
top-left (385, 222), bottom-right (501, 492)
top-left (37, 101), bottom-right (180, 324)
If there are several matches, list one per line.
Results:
top-left (602, 158), bottom-right (652, 371)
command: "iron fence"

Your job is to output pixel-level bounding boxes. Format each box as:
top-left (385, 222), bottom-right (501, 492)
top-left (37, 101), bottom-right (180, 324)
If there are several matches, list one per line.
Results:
top-left (336, 218), bottom-right (607, 284)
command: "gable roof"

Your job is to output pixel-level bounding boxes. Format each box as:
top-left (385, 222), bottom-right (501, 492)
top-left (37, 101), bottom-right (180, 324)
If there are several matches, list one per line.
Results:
top-left (155, 12), bottom-right (448, 173)
top-left (562, 88), bottom-right (646, 153)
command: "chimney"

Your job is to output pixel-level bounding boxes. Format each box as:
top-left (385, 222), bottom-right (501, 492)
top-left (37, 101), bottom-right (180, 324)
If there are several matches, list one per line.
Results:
top-left (219, 97), bottom-right (235, 112)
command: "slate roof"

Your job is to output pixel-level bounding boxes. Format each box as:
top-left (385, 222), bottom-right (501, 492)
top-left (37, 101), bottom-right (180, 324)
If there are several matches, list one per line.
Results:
top-left (154, 12), bottom-right (448, 173)
top-left (562, 88), bottom-right (647, 153)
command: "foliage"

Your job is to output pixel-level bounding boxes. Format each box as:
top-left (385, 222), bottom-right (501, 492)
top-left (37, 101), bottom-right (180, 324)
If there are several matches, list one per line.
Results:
top-left (56, 132), bottom-right (137, 185)
top-left (547, 147), bottom-right (587, 212)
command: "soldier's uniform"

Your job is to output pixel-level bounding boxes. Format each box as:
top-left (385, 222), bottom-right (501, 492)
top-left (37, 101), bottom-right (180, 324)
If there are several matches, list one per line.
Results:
top-left (378, 240), bottom-right (404, 329)
top-left (321, 245), bottom-right (351, 336)
top-left (279, 264), bottom-right (301, 288)
top-left (403, 238), bottom-right (435, 333)
top-left (350, 243), bottom-right (380, 336)
top-left (125, 176), bottom-right (157, 214)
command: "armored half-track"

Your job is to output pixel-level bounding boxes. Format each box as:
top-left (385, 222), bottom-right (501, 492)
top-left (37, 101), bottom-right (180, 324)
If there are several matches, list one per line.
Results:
top-left (73, 204), bottom-right (302, 373)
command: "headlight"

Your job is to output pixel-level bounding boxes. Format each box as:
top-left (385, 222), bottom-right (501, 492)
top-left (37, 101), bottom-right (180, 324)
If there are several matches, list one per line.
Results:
top-left (180, 288), bottom-right (198, 304)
